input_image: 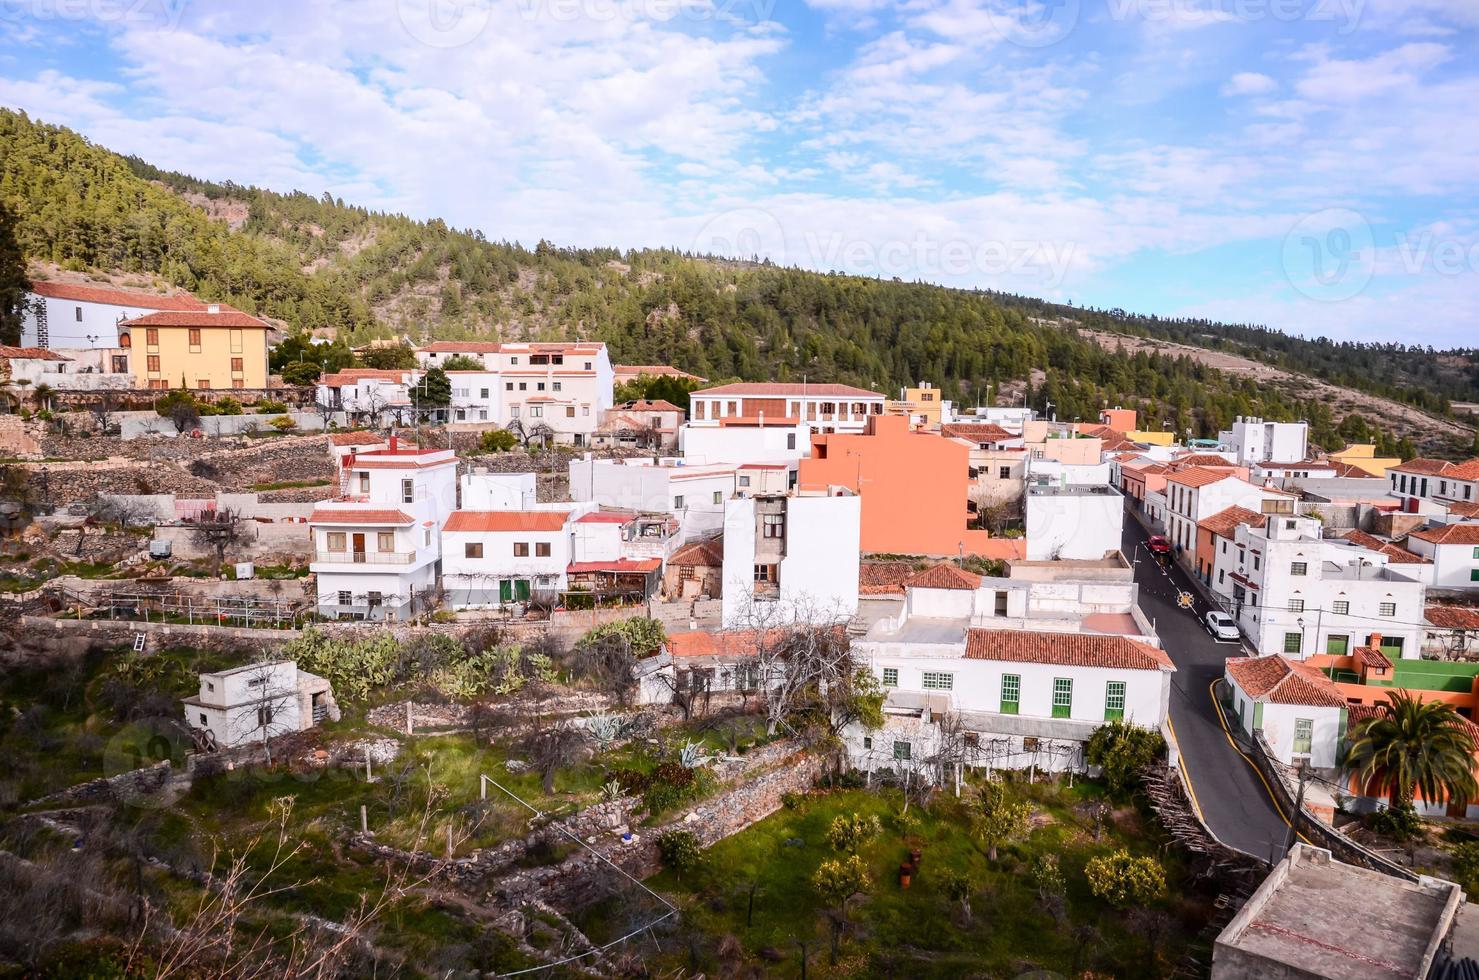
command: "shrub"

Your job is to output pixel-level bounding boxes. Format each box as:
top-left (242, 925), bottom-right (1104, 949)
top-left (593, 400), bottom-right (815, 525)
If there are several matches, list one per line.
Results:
top-left (657, 829), bottom-right (703, 872)
top-left (478, 428), bottom-right (519, 453)
top-left (269, 415), bottom-right (297, 432)
top-left (1368, 803), bottom-right (1423, 841)
top-left (257, 399), bottom-right (289, 415)
top-left (578, 617), bottom-right (666, 658)
top-left (826, 812), bottom-right (883, 854)
top-left (214, 397), bottom-right (244, 416)
top-left (1085, 850), bottom-right (1167, 908)
top-left (1451, 841), bottom-right (1479, 895)
top-left (1085, 720), bottom-right (1167, 796)
top-left (811, 854), bottom-right (871, 909)
top-left (1030, 853), bottom-right (1066, 903)
top-left (781, 791), bottom-right (804, 810)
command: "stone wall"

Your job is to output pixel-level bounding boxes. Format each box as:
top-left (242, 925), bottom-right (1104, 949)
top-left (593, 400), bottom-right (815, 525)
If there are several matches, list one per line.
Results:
top-left (25, 760), bottom-right (172, 808)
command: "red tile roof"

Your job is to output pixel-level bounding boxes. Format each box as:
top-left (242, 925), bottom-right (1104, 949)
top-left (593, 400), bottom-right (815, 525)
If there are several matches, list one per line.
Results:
top-left (670, 536), bottom-right (724, 567)
top-left (575, 511), bottom-right (634, 524)
top-left (1197, 506), bottom-right (1268, 538)
top-left (613, 364), bottom-right (707, 383)
top-left (666, 629), bottom-right (766, 659)
top-left (320, 369), bottom-right (412, 385)
top-left (1449, 459), bottom-right (1479, 481)
top-left (327, 431), bottom-right (386, 447)
top-left (963, 630), bottom-right (1174, 671)
top-left (906, 563), bottom-right (983, 591)
top-left (1337, 529), bottom-right (1430, 564)
top-left (618, 399), bottom-right (684, 413)
top-left (1224, 655), bottom-right (1345, 707)
top-left (1347, 701), bottom-right (1479, 742)
top-left (1176, 453), bottom-right (1237, 467)
top-left (1448, 501), bottom-right (1479, 519)
top-left (444, 511), bottom-right (569, 533)
top-left (121, 309), bottom-right (267, 328)
top-left (1408, 523), bottom-right (1479, 546)
top-left (567, 558), bottom-right (661, 574)
top-left (0, 345), bottom-right (69, 361)
top-left (29, 280), bottom-right (206, 310)
top-left (420, 341), bottom-right (501, 354)
top-left (858, 560), bottom-right (918, 595)
top-left (309, 507), bottom-right (414, 526)
top-left (1166, 467), bottom-right (1236, 489)
top-left (940, 423), bottom-right (1013, 444)
top-left (1354, 644), bottom-right (1394, 671)
top-left (1426, 606), bottom-right (1479, 630)
top-left (1392, 458), bottom-right (1457, 476)
top-left (695, 382), bottom-right (884, 398)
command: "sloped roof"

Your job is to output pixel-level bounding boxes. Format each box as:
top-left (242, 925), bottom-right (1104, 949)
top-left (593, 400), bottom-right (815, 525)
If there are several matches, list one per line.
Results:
top-left (1449, 459), bottom-right (1479, 481)
top-left (940, 423), bottom-right (1013, 443)
top-left (420, 341), bottom-right (501, 354)
top-left (30, 280), bottom-right (206, 310)
top-left (309, 507), bottom-right (414, 526)
top-left (0, 345), bottom-right (69, 362)
top-left (963, 630), bottom-right (1174, 671)
top-left (670, 536), bottom-right (724, 567)
top-left (1425, 606), bottom-right (1479, 630)
top-left (1225, 655), bottom-right (1345, 707)
top-left (1391, 458), bottom-right (1455, 476)
top-left (619, 399), bottom-right (684, 413)
top-left (1197, 505), bottom-right (1268, 538)
top-left (1166, 466), bottom-right (1236, 489)
top-left (1176, 453), bottom-right (1237, 467)
top-left (1408, 523), bottom-right (1479, 546)
top-left (666, 629), bottom-right (764, 659)
top-left (1354, 644), bottom-right (1394, 671)
top-left (575, 511), bottom-right (634, 524)
top-left (121, 309), bottom-right (267, 328)
top-left (694, 382), bottom-right (884, 398)
top-left (443, 510), bottom-right (569, 533)
top-left (859, 560), bottom-right (918, 595)
top-left (906, 563), bottom-right (983, 591)
top-left (319, 369), bottom-right (412, 385)
top-left (567, 558), bottom-right (661, 574)
top-left (613, 364), bottom-right (706, 382)
top-left (1338, 529), bottom-right (1430, 564)
top-left (327, 431), bottom-right (386, 447)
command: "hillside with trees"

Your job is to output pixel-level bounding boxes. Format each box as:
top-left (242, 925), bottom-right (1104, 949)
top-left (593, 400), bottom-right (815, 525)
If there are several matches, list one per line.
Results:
top-left (1, 107), bottom-right (1473, 456)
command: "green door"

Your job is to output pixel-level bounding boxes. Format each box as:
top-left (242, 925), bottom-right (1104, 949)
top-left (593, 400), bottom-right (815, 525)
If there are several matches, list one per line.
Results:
top-left (499, 579), bottom-right (513, 603)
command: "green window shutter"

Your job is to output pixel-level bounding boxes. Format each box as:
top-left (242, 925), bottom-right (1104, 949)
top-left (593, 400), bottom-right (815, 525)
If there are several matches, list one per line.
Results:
top-left (1000, 674), bottom-right (1020, 715)
top-left (499, 579), bottom-right (513, 602)
top-left (1252, 702), bottom-right (1264, 731)
top-left (1104, 681), bottom-right (1126, 721)
top-left (516, 579), bottom-right (531, 601)
top-left (1052, 678), bottom-right (1072, 719)
top-left (1326, 635), bottom-right (1349, 655)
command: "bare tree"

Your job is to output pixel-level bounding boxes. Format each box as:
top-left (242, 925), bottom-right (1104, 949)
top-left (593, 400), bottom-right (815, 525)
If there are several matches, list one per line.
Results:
top-left (228, 661), bottom-right (297, 765)
top-left (654, 667), bottom-right (712, 723)
top-left (520, 723), bottom-right (586, 794)
top-left (528, 421), bottom-right (555, 449)
top-left (570, 628), bottom-right (639, 707)
top-left (733, 597), bottom-right (859, 737)
top-left (191, 508), bottom-right (248, 576)
top-left (89, 391), bottom-right (122, 436)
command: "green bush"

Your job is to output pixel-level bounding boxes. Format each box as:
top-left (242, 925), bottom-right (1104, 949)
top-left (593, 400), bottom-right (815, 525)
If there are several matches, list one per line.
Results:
top-left (578, 617), bottom-right (666, 658)
top-left (1085, 850), bottom-right (1167, 908)
top-left (1085, 720), bottom-right (1166, 796)
top-left (1367, 803), bottom-right (1423, 841)
top-left (215, 397), bottom-right (243, 416)
top-left (1450, 841), bottom-right (1479, 895)
top-left (478, 428), bottom-right (518, 453)
top-left (257, 399), bottom-right (289, 415)
top-left (826, 812), bottom-right (883, 853)
top-left (269, 415), bottom-right (297, 432)
top-left (657, 829), bottom-right (703, 872)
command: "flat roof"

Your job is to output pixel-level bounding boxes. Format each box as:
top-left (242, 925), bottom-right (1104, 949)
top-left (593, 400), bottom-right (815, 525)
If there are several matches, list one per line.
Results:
top-left (1216, 845), bottom-right (1458, 980)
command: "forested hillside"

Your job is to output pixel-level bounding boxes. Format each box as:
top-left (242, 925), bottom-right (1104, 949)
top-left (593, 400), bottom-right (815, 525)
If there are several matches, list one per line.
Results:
top-left (1, 107), bottom-right (1473, 455)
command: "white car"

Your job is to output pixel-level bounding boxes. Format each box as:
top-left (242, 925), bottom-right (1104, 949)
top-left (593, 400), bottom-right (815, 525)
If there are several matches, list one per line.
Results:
top-left (1204, 610), bottom-right (1240, 642)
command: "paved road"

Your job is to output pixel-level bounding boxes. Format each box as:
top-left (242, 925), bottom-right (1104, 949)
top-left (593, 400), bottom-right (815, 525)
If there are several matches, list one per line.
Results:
top-left (1122, 513), bottom-right (1290, 861)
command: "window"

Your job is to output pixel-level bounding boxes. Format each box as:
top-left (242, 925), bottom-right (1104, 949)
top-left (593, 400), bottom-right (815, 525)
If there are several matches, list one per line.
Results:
top-left (337, 590), bottom-right (351, 605)
top-left (519, 382), bottom-right (527, 391)
top-left (1379, 602), bottom-right (1396, 617)
top-left (753, 564), bottom-right (777, 584)
top-left (232, 379), bottom-right (244, 389)
top-left (147, 355), bottom-right (160, 372)
top-left (921, 671), bottom-right (953, 691)
top-left (228, 357), bottom-right (243, 373)
top-left (1283, 632), bottom-right (1303, 654)
top-left (1052, 678), bottom-right (1073, 718)
top-left (1001, 674), bottom-right (1020, 714)
top-left (367, 591), bottom-right (383, 608)
top-left (506, 382), bottom-right (513, 391)
top-left (1472, 569), bottom-right (1479, 582)
top-left (514, 542), bottom-right (530, 557)
top-left (892, 740), bottom-right (912, 761)
top-left (674, 495), bottom-right (685, 509)
top-left (713, 491), bottom-right (723, 505)
top-left (200, 713), bottom-right (209, 725)
top-left (74, 305), bottom-right (82, 321)
top-left (377, 532), bottom-right (394, 551)
top-left (197, 379), bottom-right (210, 390)
top-left (530, 406), bottom-right (542, 418)
top-left (465, 542), bottom-right (483, 559)
top-left (537, 382), bottom-right (545, 391)
top-left (1105, 681), bottom-right (1126, 721)
top-left (510, 406), bottom-right (520, 417)
top-left (401, 479), bottom-right (414, 504)
top-left (763, 514), bottom-right (785, 538)
top-left (739, 475), bottom-right (751, 488)
top-left (1288, 599), bottom-right (1304, 613)
top-left (327, 532), bottom-right (346, 552)
top-left (1290, 561), bottom-right (1307, 576)
top-left (1252, 556), bottom-right (1260, 570)
top-left (553, 382), bottom-right (562, 392)
top-left (358, 473), bottom-right (370, 494)
top-left (881, 668), bottom-right (898, 687)
top-left (786, 433), bottom-right (796, 450)
top-left (1474, 547), bottom-right (1479, 559)
top-left (1293, 718), bottom-right (1313, 756)
top-left (188, 327), bottom-right (201, 349)
top-left (510, 356), bottom-right (518, 365)
top-left (1332, 600), bottom-right (1349, 615)
top-left (535, 542), bottom-right (551, 557)
top-left (146, 327), bottom-right (159, 346)
top-left (1327, 635), bottom-right (1349, 655)
top-left (999, 465), bottom-right (1011, 479)
top-left (230, 328), bottom-right (242, 353)
top-left (862, 736), bottom-right (872, 750)
top-left (257, 706), bottom-right (274, 727)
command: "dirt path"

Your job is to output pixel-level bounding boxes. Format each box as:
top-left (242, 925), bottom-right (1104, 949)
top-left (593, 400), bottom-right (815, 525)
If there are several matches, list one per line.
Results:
top-left (1077, 327), bottom-right (1475, 450)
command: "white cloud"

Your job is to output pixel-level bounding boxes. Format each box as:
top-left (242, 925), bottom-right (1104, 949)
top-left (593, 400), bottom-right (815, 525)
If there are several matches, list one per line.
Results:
top-left (1222, 72), bottom-right (1277, 96)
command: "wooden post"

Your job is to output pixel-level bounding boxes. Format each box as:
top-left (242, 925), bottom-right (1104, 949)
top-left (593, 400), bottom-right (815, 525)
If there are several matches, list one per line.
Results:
top-left (445, 822), bottom-right (454, 859)
top-left (954, 762), bottom-right (961, 798)
top-left (360, 804), bottom-right (368, 834)
top-left (480, 774), bottom-right (487, 800)
top-left (405, 702), bottom-right (414, 736)
top-left (364, 746), bottom-right (372, 782)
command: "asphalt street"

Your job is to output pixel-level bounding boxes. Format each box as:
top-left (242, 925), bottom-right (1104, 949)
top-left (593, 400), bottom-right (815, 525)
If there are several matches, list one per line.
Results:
top-left (1122, 511), bottom-right (1291, 861)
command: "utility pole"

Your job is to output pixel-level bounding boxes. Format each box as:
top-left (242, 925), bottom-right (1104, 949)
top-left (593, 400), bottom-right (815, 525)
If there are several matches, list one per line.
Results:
top-left (1284, 762), bottom-right (1310, 859)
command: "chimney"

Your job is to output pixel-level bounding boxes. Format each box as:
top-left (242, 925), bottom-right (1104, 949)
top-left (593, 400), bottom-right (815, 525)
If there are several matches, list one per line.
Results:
top-left (1368, 632), bottom-right (1382, 651)
top-left (389, 435), bottom-right (398, 452)
top-left (758, 411), bottom-right (765, 428)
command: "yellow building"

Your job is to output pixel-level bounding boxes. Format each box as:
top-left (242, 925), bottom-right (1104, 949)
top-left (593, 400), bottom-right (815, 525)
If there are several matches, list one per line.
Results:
top-left (120, 306), bottom-right (272, 391)
top-left (1328, 443), bottom-right (1401, 477)
top-left (889, 382), bottom-right (944, 427)
top-left (1127, 430), bottom-right (1176, 446)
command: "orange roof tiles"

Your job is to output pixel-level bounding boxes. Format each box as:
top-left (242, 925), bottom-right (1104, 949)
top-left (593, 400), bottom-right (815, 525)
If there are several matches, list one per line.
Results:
top-left (1408, 523), bottom-right (1479, 546)
top-left (963, 630), bottom-right (1174, 671)
top-left (670, 536), bottom-right (724, 567)
top-left (575, 511), bottom-right (634, 524)
top-left (613, 364), bottom-right (706, 382)
top-left (859, 560), bottom-right (918, 595)
top-left (1354, 644), bottom-right (1394, 671)
top-left (444, 511), bottom-right (570, 533)
top-left (1176, 453), bottom-right (1237, 467)
top-left (1338, 529), bottom-right (1430, 564)
top-left (320, 369), bottom-right (412, 385)
top-left (1426, 606), bottom-right (1479, 630)
top-left (940, 423), bottom-right (1014, 443)
top-left (694, 382), bottom-right (884, 398)
top-left (420, 341), bottom-right (501, 354)
top-left (327, 431), bottom-right (386, 447)
top-left (121, 309), bottom-right (267, 328)
top-left (619, 399), bottom-right (685, 413)
top-left (666, 629), bottom-right (766, 659)
top-left (906, 563), bottom-right (983, 591)
top-left (309, 508), bottom-right (414, 525)
top-left (1166, 467), bottom-right (1236, 489)
top-left (0, 345), bottom-right (69, 361)
top-left (567, 558), bottom-right (661, 574)
top-left (1197, 506), bottom-right (1268, 538)
top-left (1448, 459), bottom-right (1479, 481)
top-left (1225, 655), bottom-right (1345, 707)
top-left (30, 280), bottom-right (206, 310)
top-left (1392, 458), bottom-right (1458, 476)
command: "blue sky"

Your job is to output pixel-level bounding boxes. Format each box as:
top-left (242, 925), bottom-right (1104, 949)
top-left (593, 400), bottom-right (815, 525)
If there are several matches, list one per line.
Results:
top-left (1, 0), bottom-right (1476, 345)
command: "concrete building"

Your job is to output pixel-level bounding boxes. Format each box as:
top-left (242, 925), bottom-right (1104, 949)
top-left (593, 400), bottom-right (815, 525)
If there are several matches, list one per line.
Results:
top-left (1209, 515), bottom-right (1427, 659)
top-left (721, 491), bottom-right (862, 627)
top-left (1326, 443), bottom-right (1401, 478)
top-left (309, 441), bottom-right (459, 620)
top-left (461, 470), bottom-right (538, 510)
top-left (1217, 415), bottom-right (1310, 465)
top-left (1024, 484), bottom-right (1124, 561)
top-left (1404, 523), bottom-right (1479, 590)
top-left (889, 382), bottom-right (945, 427)
top-left (1224, 655), bottom-right (1347, 769)
top-left (181, 660), bottom-right (339, 750)
top-left (442, 509), bottom-right (580, 607)
top-left (568, 456), bottom-right (737, 541)
top-left (1213, 844), bottom-right (1461, 980)
top-left (317, 369), bottom-right (416, 424)
top-left (594, 399), bottom-right (685, 451)
top-left (689, 382), bottom-right (886, 435)
top-left (678, 416), bottom-right (811, 464)
top-left (447, 369), bottom-right (503, 424)
top-left (20, 280), bottom-right (209, 386)
top-left (948, 405), bottom-right (1035, 432)
top-left (1389, 458), bottom-right (1479, 514)
top-left (1164, 467), bottom-right (1294, 572)
top-left (797, 413), bottom-right (999, 556)
top-left (0, 345), bottom-right (91, 398)
top-left (118, 306), bottom-right (272, 391)
top-left (664, 535), bottom-right (724, 600)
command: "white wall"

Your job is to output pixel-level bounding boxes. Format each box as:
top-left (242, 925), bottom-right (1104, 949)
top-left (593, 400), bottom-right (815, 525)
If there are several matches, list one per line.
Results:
top-left (568, 458), bottom-right (734, 541)
top-left (443, 523), bottom-right (575, 607)
top-left (1025, 489), bottom-right (1124, 560)
top-left (721, 494), bottom-right (861, 627)
top-left (679, 422), bottom-right (810, 464)
top-left (461, 471), bottom-right (538, 510)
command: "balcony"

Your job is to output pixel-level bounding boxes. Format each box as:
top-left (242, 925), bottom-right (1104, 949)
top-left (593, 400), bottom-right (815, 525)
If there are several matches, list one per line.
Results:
top-left (313, 551), bottom-right (417, 565)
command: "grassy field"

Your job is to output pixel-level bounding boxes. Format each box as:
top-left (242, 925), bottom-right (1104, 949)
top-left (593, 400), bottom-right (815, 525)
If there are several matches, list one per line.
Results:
top-left (581, 778), bottom-right (1213, 979)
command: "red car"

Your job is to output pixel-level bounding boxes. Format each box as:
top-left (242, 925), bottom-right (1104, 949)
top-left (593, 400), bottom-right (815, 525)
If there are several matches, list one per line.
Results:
top-left (1147, 535), bottom-right (1171, 556)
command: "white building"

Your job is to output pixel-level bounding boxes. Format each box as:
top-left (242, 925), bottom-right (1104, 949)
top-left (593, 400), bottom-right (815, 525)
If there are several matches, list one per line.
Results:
top-left (1404, 523), bottom-right (1479, 591)
top-left (309, 441), bottom-right (459, 620)
top-left (568, 456), bottom-right (737, 541)
top-left (721, 491), bottom-right (862, 628)
top-left (1024, 484), bottom-right (1124, 561)
top-left (947, 405), bottom-right (1035, 432)
top-left (1209, 514), bottom-right (1426, 659)
top-left (181, 660), bottom-right (339, 751)
top-left (1387, 458), bottom-right (1479, 515)
top-left (442, 509), bottom-right (583, 607)
top-left (679, 416), bottom-right (811, 465)
top-left (448, 370), bottom-right (504, 424)
top-left (1224, 655), bottom-right (1346, 769)
top-left (21, 280), bottom-right (206, 371)
top-left (1163, 467), bottom-right (1294, 574)
top-left (461, 470), bottom-right (538, 510)
top-left (1217, 416), bottom-right (1310, 465)
top-left (316, 369), bottom-right (416, 424)
top-left (689, 382), bottom-right (886, 435)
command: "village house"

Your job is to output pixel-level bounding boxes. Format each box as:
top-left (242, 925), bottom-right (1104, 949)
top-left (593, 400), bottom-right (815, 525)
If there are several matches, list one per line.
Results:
top-left (568, 456), bottom-right (740, 542)
top-left (316, 369), bottom-right (416, 424)
top-left (888, 382), bottom-right (945, 427)
top-left (678, 415), bottom-right (812, 464)
top-left (593, 399), bottom-right (686, 451)
top-left (1163, 467), bottom-right (1294, 575)
top-left (441, 508), bottom-right (584, 608)
top-left (1403, 522), bottom-right (1479, 591)
top-left (1217, 416), bottom-right (1310, 465)
top-left (117, 305), bottom-right (272, 391)
top-left (181, 660), bottom-right (339, 751)
top-left (19, 280), bottom-right (210, 383)
top-left (688, 381), bottom-right (886, 435)
top-left (720, 490), bottom-right (862, 628)
top-left (1024, 483), bottom-right (1124, 561)
top-left (1388, 457), bottom-right (1479, 516)
top-left (663, 534), bottom-right (724, 600)
top-left (1223, 654), bottom-right (1347, 769)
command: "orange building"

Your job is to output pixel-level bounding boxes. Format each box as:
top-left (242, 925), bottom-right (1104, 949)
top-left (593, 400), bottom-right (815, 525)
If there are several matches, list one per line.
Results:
top-left (796, 413), bottom-right (1010, 557)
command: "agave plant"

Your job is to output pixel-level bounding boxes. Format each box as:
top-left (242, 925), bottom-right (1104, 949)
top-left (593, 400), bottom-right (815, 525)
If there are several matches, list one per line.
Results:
top-left (600, 779), bottom-right (625, 803)
top-left (679, 740), bottom-right (706, 769)
top-left (584, 712), bottom-right (624, 750)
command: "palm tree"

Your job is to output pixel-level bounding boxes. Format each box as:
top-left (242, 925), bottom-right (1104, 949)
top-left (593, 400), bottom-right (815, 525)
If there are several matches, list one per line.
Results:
top-left (1347, 691), bottom-right (1478, 812)
top-left (32, 382), bottom-right (53, 412)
